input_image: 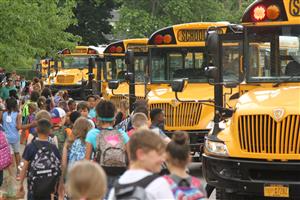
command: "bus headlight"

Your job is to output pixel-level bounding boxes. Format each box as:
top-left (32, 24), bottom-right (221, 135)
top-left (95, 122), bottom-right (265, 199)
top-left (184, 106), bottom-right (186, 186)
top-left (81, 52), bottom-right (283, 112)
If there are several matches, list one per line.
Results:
top-left (205, 139), bottom-right (228, 156)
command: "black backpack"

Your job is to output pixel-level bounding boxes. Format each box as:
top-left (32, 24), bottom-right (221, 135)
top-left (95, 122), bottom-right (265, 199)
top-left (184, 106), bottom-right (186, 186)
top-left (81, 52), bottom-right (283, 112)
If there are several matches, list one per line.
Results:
top-left (114, 174), bottom-right (159, 200)
top-left (28, 140), bottom-right (61, 198)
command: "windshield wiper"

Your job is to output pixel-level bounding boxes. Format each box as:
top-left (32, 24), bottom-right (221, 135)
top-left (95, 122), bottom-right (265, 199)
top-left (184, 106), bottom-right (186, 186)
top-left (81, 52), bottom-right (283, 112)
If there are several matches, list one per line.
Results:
top-left (273, 72), bottom-right (300, 87)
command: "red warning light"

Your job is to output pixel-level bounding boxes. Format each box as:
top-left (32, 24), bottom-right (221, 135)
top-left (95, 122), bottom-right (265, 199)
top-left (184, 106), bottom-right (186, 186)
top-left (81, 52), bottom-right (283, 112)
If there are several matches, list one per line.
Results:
top-left (154, 35), bottom-right (164, 44)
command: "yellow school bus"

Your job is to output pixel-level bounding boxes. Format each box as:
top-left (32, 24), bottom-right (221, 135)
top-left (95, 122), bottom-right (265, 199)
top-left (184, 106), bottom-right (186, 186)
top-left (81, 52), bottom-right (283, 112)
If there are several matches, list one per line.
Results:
top-left (103, 38), bottom-right (148, 108)
top-left (203, 0), bottom-right (300, 198)
top-left (47, 46), bottom-right (105, 99)
top-left (147, 22), bottom-right (231, 160)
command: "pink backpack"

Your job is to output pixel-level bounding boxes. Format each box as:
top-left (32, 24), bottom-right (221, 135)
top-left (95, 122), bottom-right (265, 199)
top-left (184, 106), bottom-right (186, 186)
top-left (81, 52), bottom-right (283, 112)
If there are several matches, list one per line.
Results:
top-left (0, 130), bottom-right (12, 170)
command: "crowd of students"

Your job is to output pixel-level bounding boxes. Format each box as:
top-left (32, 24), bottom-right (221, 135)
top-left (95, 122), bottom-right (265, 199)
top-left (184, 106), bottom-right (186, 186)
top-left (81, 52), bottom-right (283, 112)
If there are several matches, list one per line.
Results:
top-left (0, 74), bottom-right (206, 200)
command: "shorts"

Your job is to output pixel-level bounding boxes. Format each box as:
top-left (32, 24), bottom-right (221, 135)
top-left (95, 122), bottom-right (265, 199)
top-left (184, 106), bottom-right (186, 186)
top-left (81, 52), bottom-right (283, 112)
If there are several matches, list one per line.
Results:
top-left (9, 142), bottom-right (20, 154)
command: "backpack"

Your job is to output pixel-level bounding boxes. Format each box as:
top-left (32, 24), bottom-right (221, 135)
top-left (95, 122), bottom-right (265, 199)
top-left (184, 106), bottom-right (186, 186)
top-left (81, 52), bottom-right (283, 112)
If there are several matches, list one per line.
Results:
top-left (164, 175), bottom-right (205, 200)
top-left (28, 140), bottom-right (61, 198)
top-left (68, 139), bottom-right (86, 167)
top-left (95, 129), bottom-right (126, 168)
top-left (53, 126), bottom-right (67, 154)
top-left (0, 130), bottom-right (12, 170)
top-left (114, 174), bottom-right (159, 200)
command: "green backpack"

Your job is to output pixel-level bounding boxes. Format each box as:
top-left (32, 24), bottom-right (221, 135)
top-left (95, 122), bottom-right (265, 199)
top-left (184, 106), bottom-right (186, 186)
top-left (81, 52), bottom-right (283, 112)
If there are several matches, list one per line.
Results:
top-left (52, 126), bottom-right (67, 154)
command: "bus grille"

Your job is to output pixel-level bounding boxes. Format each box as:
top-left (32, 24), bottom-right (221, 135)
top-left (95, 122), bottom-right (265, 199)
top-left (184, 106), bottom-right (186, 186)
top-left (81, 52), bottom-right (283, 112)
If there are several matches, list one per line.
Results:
top-left (149, 103), bottom-right (202, 127)
top-left (57, 75), bottom-right (74, 83)
top-left (238, 115), bottom-right (300, 154)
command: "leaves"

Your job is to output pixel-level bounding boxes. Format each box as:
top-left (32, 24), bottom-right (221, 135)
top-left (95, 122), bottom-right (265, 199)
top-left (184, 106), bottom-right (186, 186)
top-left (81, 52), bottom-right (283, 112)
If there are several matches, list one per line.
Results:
top-left (114, 0), bottom-right (255, 38)
top-left (67, 0), bottom-right (118, 45)
top-left (0, 0), bottom-right (79, 69)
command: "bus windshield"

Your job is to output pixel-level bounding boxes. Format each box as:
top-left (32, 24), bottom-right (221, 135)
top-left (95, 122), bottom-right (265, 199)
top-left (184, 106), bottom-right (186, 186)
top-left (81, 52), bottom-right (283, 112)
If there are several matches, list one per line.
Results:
top-left (105, 57), bottom-right (126, 80)
top-left (247, 26), bottom-right (300, 82)
top-left (63, 56), bottom-right (89, 69)
top-left (150, 47), bottom-right (207, 83)
top-left (134, 56), bottom-right (148, 83)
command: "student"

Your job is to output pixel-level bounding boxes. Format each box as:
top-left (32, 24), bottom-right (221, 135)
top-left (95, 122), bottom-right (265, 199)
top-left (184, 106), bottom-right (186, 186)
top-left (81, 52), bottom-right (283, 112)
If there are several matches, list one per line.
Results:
top-left (77, 101), bottom-right (95, 128)
top-left (150, 108), bottom-right (171, 143)
top-left (67, 100), bottom-right (77, 113)
top-left (18, 119), bottom-right (61, 200)
top-left (59, 117), bottom-right (93, 199)
top-left (1, 98), bottom-right (22, 177)
top-left (51, 107), bottom-right (68, 154)
top-left (85, 100), bottom-right (129, 195)
top-left (87, 95), bottom-right (97, 122)
top-left (108, 129), bottom-right (174, 200)
top-left (68, 117), bottom-right (93, 167)
top-left (66, 160), bottom-right (107, 200)
top-left (164, 131), bottom-right (206, 199)
top-left (127, 112), bottom-right (149, 137)
top-left (26, 110), bottom-right (58, 147)
top-left (114, 99), bottom-right (129, 125)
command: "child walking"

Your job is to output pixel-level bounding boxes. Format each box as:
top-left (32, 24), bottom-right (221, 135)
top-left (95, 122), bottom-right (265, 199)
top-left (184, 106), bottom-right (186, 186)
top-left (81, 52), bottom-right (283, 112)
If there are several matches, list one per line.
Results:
top-left (1, 97), bottom-right (22, 178)
top-left (164, 131), bottom-right (206, 199)
top-left (18, 119), bottom-right (61, 200)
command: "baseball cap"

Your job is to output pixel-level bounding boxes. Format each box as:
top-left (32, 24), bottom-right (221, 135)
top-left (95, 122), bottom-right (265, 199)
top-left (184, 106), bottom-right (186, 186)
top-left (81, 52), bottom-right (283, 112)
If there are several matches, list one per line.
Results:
top-left (51, 107), bottom-right (66, 124)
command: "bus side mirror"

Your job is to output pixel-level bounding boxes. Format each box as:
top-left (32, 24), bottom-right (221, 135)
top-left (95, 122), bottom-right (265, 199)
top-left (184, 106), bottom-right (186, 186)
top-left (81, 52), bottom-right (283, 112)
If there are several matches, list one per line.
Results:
top-left (88, 58), bottom-right (95, 73)
top-left (125, 50), bottom-right (134, 65)
top-left (125, 72), bottom-right (134, 81)
top-left (206, 30), bottom-right (219, 66)
top-left (171, 79), bottom-right (188, 93)
top-left (205, 66), bottom-right (219, 80)
top-left (53, 61), bottom-right (58, 73)
top-left (108, 80), bottom-right (120, 90)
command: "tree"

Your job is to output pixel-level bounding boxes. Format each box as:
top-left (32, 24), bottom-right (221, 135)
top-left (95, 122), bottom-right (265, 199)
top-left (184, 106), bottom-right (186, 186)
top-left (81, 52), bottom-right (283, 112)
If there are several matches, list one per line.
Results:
top-left (114, 0), bottom-right (254, 39)
top-left (67, 0), bottom-right (118, 45)
top-left (0, 0), bottom-right (79, 69)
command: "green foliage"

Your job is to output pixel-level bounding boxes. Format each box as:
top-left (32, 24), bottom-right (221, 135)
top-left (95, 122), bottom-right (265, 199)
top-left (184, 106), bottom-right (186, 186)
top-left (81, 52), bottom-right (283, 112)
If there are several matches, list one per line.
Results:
top-left (114, 0), bottom-right (254, 38)
top-left (0, 0), bottom-right (79, 69)
top-left (67, 0), bottom-right (118, 45)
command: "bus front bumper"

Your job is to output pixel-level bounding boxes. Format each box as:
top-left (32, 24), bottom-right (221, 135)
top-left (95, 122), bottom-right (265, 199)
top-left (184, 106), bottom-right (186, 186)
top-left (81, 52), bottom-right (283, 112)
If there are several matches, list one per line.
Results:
top-left (202, 154), bottom-right (300, 198)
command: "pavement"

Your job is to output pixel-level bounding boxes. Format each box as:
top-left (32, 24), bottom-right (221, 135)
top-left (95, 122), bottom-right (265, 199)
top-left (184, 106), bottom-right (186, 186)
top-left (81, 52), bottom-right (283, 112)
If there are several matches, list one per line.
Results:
top-left (189, 162), bottom-right (216, 200)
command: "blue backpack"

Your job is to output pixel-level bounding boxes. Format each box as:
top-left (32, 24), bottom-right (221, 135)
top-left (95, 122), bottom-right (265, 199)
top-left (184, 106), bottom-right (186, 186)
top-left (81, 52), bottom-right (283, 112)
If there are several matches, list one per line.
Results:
top-left (68, 139), bottom-right (86, 167)
top-left (164, 175), bottom-right (205, 200)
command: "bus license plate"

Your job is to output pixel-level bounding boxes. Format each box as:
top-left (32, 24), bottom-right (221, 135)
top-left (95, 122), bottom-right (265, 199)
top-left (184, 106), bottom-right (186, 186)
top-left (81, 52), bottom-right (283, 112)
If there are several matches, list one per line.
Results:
top-left (264, 184), bottom-right (289, 198)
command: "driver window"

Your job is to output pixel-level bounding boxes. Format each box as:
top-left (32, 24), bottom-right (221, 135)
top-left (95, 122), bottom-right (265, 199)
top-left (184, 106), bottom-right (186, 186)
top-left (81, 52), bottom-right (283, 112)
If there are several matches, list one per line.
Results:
top-left (222, 43), bottom-right (241, 82)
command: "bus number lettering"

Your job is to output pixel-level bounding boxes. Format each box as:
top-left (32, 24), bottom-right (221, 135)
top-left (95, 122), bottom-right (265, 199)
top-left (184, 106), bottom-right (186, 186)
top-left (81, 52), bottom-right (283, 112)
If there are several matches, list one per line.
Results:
top-left (177, 29), bottom-right (206, 42)
top-left (290, 0), bottom-right (300, 16)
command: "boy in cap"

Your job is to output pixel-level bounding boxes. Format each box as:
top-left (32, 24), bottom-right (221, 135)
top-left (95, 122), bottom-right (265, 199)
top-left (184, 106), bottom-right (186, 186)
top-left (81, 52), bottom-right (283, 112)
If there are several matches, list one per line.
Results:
top-left (51, 107), bottom-right (68, 154)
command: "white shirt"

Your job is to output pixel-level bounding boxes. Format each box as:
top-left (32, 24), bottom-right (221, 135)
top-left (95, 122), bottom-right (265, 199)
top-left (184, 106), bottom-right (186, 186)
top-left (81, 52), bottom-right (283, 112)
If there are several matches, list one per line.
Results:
top-left (108, 169), bottom-right (174, 200)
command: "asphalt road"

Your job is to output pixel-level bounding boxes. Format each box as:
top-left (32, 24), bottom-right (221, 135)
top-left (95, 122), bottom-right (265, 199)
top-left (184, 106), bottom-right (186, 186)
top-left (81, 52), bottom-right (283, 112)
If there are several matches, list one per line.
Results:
top-left (189, 162), bottom-right (216, 199)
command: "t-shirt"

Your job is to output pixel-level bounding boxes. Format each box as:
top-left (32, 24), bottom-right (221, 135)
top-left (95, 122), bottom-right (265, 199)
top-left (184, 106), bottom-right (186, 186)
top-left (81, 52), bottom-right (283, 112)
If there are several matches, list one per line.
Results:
top-left (22, 140), bottom-right (61, 162)
top-left (2, 111), bottom-right (19, 144)
top-left (0, 86), bottom-right (17, 100)
top-left (85, 127), bottom-right (129, 151)
top-left (108, 169), bottom-right (174, 200)
top-left (88, 108), bottom-right (96, 120)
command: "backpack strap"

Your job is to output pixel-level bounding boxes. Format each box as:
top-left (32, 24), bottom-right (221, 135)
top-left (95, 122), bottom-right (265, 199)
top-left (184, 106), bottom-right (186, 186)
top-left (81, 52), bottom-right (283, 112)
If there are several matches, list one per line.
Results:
top-left (114, 174), bottom-right (160, 194)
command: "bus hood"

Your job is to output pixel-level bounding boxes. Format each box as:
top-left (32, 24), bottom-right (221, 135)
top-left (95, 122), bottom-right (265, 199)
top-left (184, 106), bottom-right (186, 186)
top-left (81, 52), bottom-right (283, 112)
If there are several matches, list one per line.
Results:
top-left (106, 82), bottom-right (146, 97)
top-left (54, 69), bottom-right (89, 85)
top-left (236, 86), bottom-right (300, 114)
top-left (147, 83), bottom-right (214, 103)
